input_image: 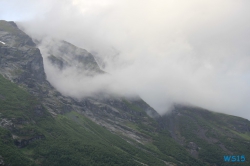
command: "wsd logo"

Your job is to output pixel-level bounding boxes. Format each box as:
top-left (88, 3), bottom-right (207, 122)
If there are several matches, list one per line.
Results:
top-left (224, 155), bottom-right (245, 162)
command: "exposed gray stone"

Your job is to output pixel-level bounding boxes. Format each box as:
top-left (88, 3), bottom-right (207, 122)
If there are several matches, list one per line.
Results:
top-left (0, 20), bottom-right (161, 144)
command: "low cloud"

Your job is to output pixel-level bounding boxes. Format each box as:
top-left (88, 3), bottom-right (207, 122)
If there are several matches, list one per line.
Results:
top-left (38, 37), bottom-right (136, 101)
top-left (1, 0), bottom-right (250, 119)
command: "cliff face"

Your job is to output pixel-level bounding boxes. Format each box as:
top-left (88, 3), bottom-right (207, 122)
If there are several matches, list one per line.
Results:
top-left (0, 20), bottom-right (160, 142)
top-left (43, 39), bottom-right (104, 75)
top-left (0, 20), bottom-right (46, 89)
top-left (0, 20), bottom-right (76, 117)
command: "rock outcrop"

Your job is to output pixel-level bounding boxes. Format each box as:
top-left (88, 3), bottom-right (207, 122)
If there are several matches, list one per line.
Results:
top-left (0, 20), bottom-right (160, 143)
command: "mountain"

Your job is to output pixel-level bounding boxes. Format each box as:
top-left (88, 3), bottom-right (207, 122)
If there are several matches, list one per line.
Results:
top-left (159, 105), bottom-right (250, 165)
top-left (42, 38), bottom-right (105, 75)
top-left (0, 20), bottom-right (249, 166)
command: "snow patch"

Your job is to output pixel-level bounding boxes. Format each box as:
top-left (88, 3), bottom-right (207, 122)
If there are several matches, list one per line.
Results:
top-left (0, 41), bottom-right (5, 45)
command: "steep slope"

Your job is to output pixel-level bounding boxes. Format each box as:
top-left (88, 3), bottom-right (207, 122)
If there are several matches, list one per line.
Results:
top-left (42, 39), bottom-right (104, 75)
top-left (0, 74), bottom-right (167, 166)
top-left (1, 20), bottom-right (250, 166)
top-left (0, 21), bottom-right (188, 165)
top-left (0, 20), bottom-right (159, 143)
top-left (159, 105), bottom-right (250, 165)
top-left (0, 73), bottom-right (203, 166)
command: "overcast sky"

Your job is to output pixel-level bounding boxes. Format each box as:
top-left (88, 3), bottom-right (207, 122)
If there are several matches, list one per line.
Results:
top-left (1, 0), bottom-right (250, 119)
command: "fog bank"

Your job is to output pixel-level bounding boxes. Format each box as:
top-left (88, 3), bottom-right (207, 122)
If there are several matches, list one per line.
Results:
top-left (1, 0), bottom-right (250, 119)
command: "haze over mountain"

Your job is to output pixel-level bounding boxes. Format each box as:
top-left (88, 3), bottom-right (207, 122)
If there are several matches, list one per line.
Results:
top-left (0, 20), bottom-right (250, 166)
top-left (1, 0), bottom-right (250, 119)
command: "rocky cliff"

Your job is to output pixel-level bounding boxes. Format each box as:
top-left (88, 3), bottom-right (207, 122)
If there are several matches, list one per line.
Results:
top-left (0, 20), bottom-right (160, 143)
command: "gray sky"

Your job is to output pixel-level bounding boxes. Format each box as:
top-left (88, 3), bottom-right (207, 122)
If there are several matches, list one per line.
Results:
top-left (1, 0), bottom-right (250, 119)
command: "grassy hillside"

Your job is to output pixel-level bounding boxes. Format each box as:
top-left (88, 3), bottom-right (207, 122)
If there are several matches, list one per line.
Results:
top-left (0, 74), bottom-right (165, 165)
top-left (1, 73), bottom-right (250, 166)
top-left (160, 105), bottom-right (250, 165)
top-left (0, 74), bottom-right (175, 165)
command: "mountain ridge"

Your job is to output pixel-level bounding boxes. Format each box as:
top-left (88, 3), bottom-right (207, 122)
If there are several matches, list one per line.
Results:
top-left (0, 19), bottom-right (161, 145)
top-left (0, 20), bottom-right (250, 166)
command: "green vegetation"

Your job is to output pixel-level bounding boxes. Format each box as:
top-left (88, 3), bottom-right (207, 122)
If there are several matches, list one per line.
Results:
top-left (1, 73), bottom-right (250, 165)
top-left (1, 19), bottom-right (250, 165)
top-left (0, 74), bottom-right (166, 165)
top-left (166, 108), bottom-right (250, 165)
top-left (0, 127), bottom-right (35, 166)
top-left (0, 74), bottom-right (39, 120)
top-left (153, 130), bottom-right (204, 166)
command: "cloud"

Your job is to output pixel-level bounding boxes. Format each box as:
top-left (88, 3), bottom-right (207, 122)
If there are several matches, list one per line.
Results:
top-left (39, 37), bottom-right (135, 99)
top-left (1, 0), bottom-right (250, 119)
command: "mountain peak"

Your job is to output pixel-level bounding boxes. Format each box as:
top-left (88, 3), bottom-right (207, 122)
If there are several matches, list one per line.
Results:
top-left (0, 21), bottom-right (45, 85)
top-left (40, 38), bottom-right (105, 75)
top-left (0, 20), bottom-right (35, 47)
